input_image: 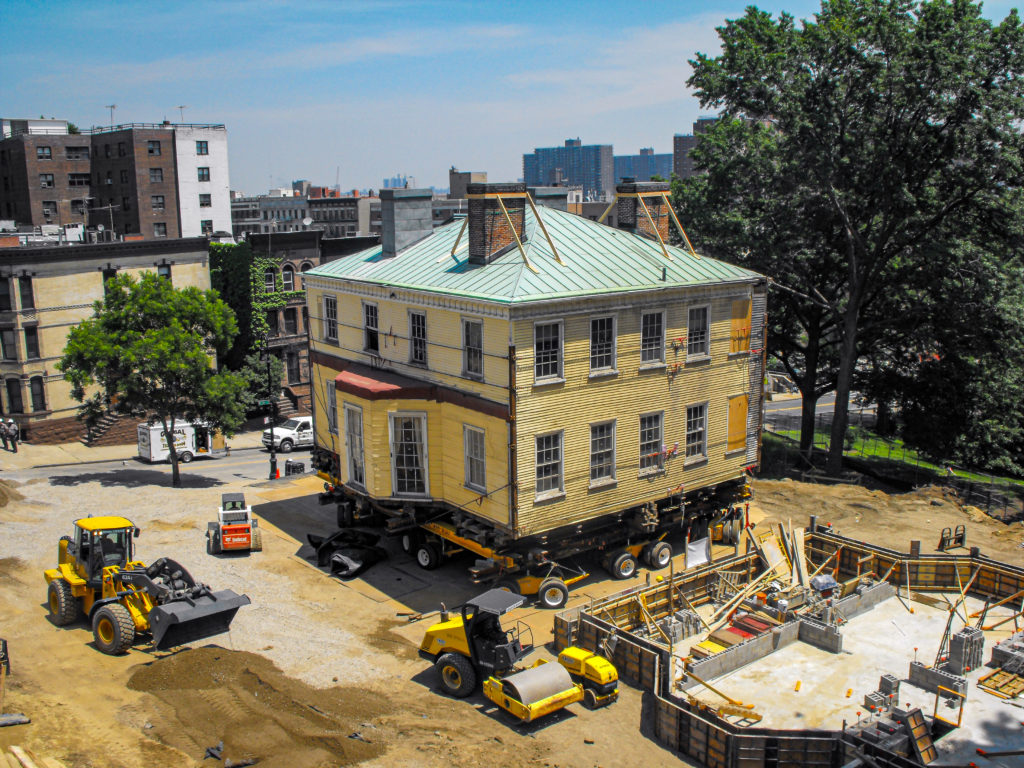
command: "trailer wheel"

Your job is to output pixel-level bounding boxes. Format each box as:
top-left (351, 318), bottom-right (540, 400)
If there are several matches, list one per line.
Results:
top-left (337, 502), bottom-right (353, 528)
top-left (435, 653), bottom-right (476, 698)
top-left (646, 541), bottom-right (673, 570)
top-left (48, 579), bottom-right (78, 626)
top-left (608, 551), bottom-right (638, 580)
top-left (400, 530), bottom-right (421, 554)
top-left (538, 578), bottom-right (569, 609)
top-left (179, 451), bottom-right (193, 464)
top-left (92, 604), bottom-right (135, 655)
top-left (415, 542), bottom-right (442, 570)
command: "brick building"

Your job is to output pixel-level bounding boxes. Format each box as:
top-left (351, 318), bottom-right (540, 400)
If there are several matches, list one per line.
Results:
top-left (673, 117), bottom-right (720, 179)
top-left (523, 138), bottom-right (614, 201)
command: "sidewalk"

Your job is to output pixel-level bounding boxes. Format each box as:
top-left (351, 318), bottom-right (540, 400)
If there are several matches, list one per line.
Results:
top-left (2, 429), bottom-right (267, 471)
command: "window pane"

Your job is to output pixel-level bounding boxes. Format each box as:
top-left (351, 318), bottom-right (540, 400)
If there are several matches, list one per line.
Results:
top-left (284, 308), bottom-right (297, 334)
top-left (18, 278), bottom-right (34, 310)
top-left (686, 404), bottom-right (707, 458)
top-left (392, 416), bottom-right (426, 495)
top-left (364, 304), bottom-right (379, 352)
top-left (464, 320), bottom-right (482, 376)
top-left (535, 323), bottom-right (561, 379)
top-left (641, 312), bottom-right (664, 363)
top-left (24, 327), bottom-right (39, 359)
top-left (1, 328), bottom-right (17, 360)
top-left (264, 269), bottom-right (276, 292)
top-left (688, 307), bottom-right (709, 356)
top-left (590, 317), bottom-right (614, 370)
top-left (324, 296), bottom-right (337, 340)
top-left (30, 377), bottom-right (45, 412)
top-left (282, 267), bottom-right (294, 291)
top-left (590, 422), bottom-right (615, 481)
top-left (640, 413), bottom-right (663, 471)
top-left (345, 405), bottom-right (365, 486)
top-left (464, 426), bottom-right (486, 490)
top-left (5, 380), bottom-right (23, 413)
top-left (536, 433), bottom-right (562, 494)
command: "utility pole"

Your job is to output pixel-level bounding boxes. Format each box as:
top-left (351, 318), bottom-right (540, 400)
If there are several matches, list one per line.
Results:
top-left (104, 104), bottom-right (117, 129)
top-left (176, 105), bottom-right (187, 123)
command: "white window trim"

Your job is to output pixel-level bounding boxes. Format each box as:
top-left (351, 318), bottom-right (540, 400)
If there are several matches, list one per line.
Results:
top-left (462, 317), bottom-right (484, 380)
top-left (362, 300), bottom-right (379, 353)
top-left (388, 411), bottom-right (430, 498)
top-left (463, 424), bottom-right (486, 492)
top-left (344, 403), bottom-right (365, 490)
top-left (589, 419), bottom-right (617, 489)
top-left (534, 429), bottom-right (565, 502)
top-left (640, 310), bottom-right (666, 368)
top-left (685, 400), bottom-right (710, 465)
top-left (589, 314), bottom-right (618, 377)
top-left (327, 387), bottom-right (338, 435)
top-left (322, 294), bottom-right (338, 342)
top-left (686, 304), bottom-right (712, 362)
top-left (533, 319), bottom-right (565, 384)
top-left (408, 309), bottom-right (427, 366)
top-left (638, 410), bottom-right (665, 476)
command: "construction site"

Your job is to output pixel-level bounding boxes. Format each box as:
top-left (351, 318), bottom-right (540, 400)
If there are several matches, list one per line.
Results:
top-left (0, 467), bottom-right (1021, 768)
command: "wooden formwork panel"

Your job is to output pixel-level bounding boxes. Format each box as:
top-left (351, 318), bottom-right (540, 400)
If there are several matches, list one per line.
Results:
top-left (553, 613), bottom-right (575, 652)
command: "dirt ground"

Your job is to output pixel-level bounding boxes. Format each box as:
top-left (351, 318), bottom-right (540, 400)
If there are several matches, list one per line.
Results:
top-left (0, 470), bottom-right (1020, 767)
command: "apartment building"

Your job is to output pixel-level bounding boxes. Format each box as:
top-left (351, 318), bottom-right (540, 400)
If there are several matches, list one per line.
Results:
top-left (523, 138), bottom-right (614, 200)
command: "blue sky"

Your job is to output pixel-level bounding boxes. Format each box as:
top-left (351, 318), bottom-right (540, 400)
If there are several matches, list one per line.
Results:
top-left (4, 0), bottom-right (1018, 194)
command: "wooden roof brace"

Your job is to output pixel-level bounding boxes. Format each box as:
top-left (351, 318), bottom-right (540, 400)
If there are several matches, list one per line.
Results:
top-left (635, 192), bottom-right (673, 262)
top-left (660, 193), bottom-right (699, 258)
top-left (449, 217), bottom-right (469, 263)
top-left (495, 195), bottom-right (539, 274)
top-left (523, 194), bottom-right (567, 266)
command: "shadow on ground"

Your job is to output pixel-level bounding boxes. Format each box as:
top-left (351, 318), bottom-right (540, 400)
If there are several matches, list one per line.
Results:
top-left (49, 470), bottom-right (223, 489)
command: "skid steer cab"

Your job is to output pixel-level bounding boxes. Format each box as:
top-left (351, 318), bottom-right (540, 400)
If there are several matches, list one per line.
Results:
top-left (44, 516), bottom-right (250, 655)
top-left (207, 493), bottom-right (262, 554)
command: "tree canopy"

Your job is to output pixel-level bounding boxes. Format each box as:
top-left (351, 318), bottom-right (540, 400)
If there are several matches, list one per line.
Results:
top-left (674, 0), bottom-right (1024, 474)
top-left (59, 272), bottom-right (247, 486)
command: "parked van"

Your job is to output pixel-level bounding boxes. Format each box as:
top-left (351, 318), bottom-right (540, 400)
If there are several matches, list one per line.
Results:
top-left (262, 416), bottom-right (313, 453)
top-left (138, 422), bottom-right (226, 463)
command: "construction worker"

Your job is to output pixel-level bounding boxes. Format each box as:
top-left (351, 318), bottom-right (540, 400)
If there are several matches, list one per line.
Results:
top-left (6, 420), bottom-right (18, 453)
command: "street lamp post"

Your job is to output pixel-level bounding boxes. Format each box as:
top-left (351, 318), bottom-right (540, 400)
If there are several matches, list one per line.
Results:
top-left (265, 338), bottom-right (277, 480)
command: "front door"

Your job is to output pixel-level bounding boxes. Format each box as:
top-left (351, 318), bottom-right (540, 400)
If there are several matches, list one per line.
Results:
top-left (390, 413), bottom-right (428, 497)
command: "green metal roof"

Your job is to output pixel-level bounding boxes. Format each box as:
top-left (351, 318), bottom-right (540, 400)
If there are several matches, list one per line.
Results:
top-left (306, 205), bottom-right (761, 304)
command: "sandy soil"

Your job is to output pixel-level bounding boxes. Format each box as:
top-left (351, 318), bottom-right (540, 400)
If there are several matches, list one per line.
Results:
top-left (0, 471), bottom-right (1020, 767)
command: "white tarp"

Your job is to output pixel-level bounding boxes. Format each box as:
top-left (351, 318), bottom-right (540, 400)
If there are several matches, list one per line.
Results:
top-left (685, 536), bottom-right (711, 569)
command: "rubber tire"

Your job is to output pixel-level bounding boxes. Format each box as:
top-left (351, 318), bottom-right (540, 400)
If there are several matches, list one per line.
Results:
top-left (179, 452), bottom-right (193, 464)
top-left (435, 653), bottom-right (477, 698)
top-left (415, 542), bottom-right (441, 570)
top-left (647, 541), bottom-right (673, 570)
top-left (48, 579), bottom-right (78, 626)
top-left (609, 552), bottom-right (638, 580)
top-left (208, 531), bottom-right (222, 555)
top-left (279, 440), bottom-right (294, 454)
top-left (538, 577), bottom-right (569, 609)
top-left (251, 529), bottom-right (263, 552)
top-left (494, 578), bottom-right (521, 595)
top-left (337, 503), bottom-right (353, 528)
top-left (92, 603), bottom-right (135, 655)
top-left (400, 530), bottom-right (421, 555)
top-left (584, 688), bottom-right (599, 710)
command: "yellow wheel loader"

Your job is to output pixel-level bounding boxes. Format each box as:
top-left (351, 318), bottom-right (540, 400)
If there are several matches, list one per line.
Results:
top-left (419, 589), bottom-right (619, 722)
top-left (44, 516), bottom-right (250, 655)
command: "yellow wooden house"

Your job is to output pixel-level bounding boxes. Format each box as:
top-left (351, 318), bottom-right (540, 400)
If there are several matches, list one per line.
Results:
top-left (304, 182), bottom-right (765, 576)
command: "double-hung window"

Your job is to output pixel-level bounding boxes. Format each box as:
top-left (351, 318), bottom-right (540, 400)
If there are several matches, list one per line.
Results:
top-left (534, 321), bottom-right (562, 381)
top-left (641, 311), bottom-right (665, 364)
top-left (363, 303), bottom-right (379, 353)
top-left (327, 388), bottom-right (338, 434)
top-left (535, 432), bottom-right (563, 498)
top-left (464, 426), bottom-right (486, 491)
top-left (590, 316), bottom-right (615, 372)
top-left (409, 311), bottom-right (427, 365)
top-left (590, 421), bottom-right (616, 484)
top-left (345, 404), bottom-right (365, 489)
top-left (463, 319), bottom-right (483, 378)
top-left (391, 414), bottom-right (428, 496)
top-left (687, 306), bottom-right (710, 358)
top-left (323, 295), bottom-right (338, 342)
top-left (686, 403), bottom-right (708, 460)
top-left (639, 412), bottom-right (664, 473)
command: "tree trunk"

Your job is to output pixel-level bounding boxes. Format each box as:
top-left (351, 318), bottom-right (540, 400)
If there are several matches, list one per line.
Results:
top-left (826, 306), bottom-right (860, 475)
top-left (798, 333), bottom-right (822, 461)
top-left (160, 415), bottom-right (181, 488)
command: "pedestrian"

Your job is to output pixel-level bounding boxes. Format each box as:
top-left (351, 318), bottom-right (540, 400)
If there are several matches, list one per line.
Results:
top-left (7, 420), bottom-right (18, 454)
top-left (0, 421), bottom-right (8, 452)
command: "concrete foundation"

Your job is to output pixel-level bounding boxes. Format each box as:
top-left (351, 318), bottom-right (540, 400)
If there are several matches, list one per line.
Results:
top-left (907, 660), bottom-right (967, 696)
top-left (799, 616), bottom-right (843, 653)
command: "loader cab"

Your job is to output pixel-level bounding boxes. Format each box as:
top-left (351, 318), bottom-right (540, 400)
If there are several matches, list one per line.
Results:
top-left (461, 589), bottom-right (534, 673)
top-left (68, 517), bottom-right (137, 583)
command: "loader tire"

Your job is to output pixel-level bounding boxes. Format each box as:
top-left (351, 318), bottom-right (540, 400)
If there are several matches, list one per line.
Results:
top-left (47, 579), bottom-right (78, 626)
top-left (538, 577), bottom-right (569, 609)
top-left (435, 653), bottom-right (476, 698)
top-left (645, 541), bottom-right (673, 570)
top-left (608, 551), bottom-right (638, 580)
top-left (415, 542), bottom-right (441, 570)
top-left (92, 603), bottom-right (135, 655)
top-left (207, 531), bottom-right (222, 555)
top-left (251, 530), bottom-right (263, 552)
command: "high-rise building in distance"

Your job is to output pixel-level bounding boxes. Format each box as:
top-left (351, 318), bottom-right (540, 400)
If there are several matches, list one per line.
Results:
top-left (523, 138), bottom-right (614, 201)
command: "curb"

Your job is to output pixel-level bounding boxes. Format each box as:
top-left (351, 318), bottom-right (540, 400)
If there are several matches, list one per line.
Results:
top-left (15, 442), bottom-right (269, 471)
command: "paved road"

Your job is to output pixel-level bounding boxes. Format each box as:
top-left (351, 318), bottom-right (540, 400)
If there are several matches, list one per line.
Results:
top-left (6, 446), bottom-right (316, 488)
top-left (765, 392), bottom-right (837, 414)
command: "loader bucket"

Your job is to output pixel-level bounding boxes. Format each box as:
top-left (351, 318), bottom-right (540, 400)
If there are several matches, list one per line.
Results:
top-left (148, 589), bottom-right (251, 650)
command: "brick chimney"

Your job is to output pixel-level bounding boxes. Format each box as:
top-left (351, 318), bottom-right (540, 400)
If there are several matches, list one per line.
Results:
top-left (467, 182), bottom-right (527, 265)
top-left (615, 179), bottom-right (671, 242)
top-left (380, 188), bottom-right (433, 258)
top-left (528, 187), bottom-right (568, 212)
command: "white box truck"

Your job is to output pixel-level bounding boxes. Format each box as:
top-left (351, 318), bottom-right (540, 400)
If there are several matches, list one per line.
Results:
top-left (138, 422), bottom-right (226, 463)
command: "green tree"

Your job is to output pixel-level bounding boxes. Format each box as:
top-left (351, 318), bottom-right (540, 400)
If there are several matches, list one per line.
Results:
top-left (678, 0), bottom-right (1024, 474)
top-left (58, 273), bottom-right (246, 487)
